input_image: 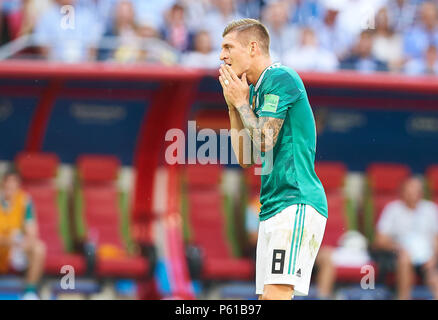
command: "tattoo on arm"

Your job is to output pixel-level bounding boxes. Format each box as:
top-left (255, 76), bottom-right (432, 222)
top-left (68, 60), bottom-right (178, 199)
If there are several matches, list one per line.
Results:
top-left (236, 104), bottom-right (284, 152)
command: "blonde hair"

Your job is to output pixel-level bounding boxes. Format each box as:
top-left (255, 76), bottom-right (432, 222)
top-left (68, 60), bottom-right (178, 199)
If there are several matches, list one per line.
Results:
top-left (222, 18), bottom-right (270, 54)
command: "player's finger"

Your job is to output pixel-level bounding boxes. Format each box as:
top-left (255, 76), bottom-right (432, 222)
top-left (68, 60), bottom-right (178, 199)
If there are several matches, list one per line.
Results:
top-left (219, 67), bottom-right (224, 78)
top-left (220, 68), bottom-right (233, 88)
top-left (223, 65), bottom-right (236, 82)
top-left (241, 72), bottom-right (247, 84)
top-left (218, 75), bottom-right (227, 91)
top-left (219, 68), bottom-right (228, 84)
top-left (225, 64), bottom-right (239, 81)
top-left (221, 64), bottom-right (234, 83)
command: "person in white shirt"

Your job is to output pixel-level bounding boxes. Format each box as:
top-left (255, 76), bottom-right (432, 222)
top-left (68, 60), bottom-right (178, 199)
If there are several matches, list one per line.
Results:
top-left (202, 0), bottom-right (243, 50)
top-left (181, 30), bottom-right (220, 69)
top-left (261, 0), bottom-right (300, 63)
top-left (372, 7), bottom-right (404, 72)
top-left (374, 177), bottom-right (438, 300)
top-left (315, 0), bottom-right (354, 61)
top-left (385, 0), bottom-right (417, 33)
top-left (404, 45), bottom-right (438, 76)
top-left (336, 0), bottom-right (387, 41)
top-left (283, 27), bottom-right (339, 72)
top-left (33, 0), bottom-right (102, 63)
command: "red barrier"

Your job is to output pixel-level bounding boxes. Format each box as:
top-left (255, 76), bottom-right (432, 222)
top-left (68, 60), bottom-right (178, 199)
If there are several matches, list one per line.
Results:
top-left (0, 60), bottom-right (201, 80)
top-left (300, 70), bottom-right (438, 94)
top-left (2, 60), bottom-right (438, 92)
top-left (202, 66), bottom-right (438, 94)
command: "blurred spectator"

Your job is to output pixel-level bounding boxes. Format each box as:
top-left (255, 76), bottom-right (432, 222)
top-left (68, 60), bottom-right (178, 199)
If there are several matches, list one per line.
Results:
top-left (33, 0), bottom-right (103, 63)
top-left (131, 0), bottom-right (175, 32)
top-left (137, 24), bottom-right (161, 42)
top-left (202, 0), bottom-right (243, 50)
top-left (0, 170), bottom-right (46, 300)
top-left (100, 0), bottom-right (145, 63)
top-left (314, 248), bottom-right (336, 299)
top-left (283, 27), bottom-right (339, 72)
top-left (403, 1), bottom-right (438, 60)
top-left (77, 0), bottom-right (118, 33)
top-left (336, 0), bottom-right (386, 40)
top-left (0, 0), bottom-right (21, 14)
top-left (372, 7), bottom-right (404, 72)
top-left (386, 0), bottom-right (417, 33)
top-left (162, 2), bottom-right (192, 52)
top-left (1, 0), bottom-right (52, 39)
top-left (261, 0), bottom-right (299, 62)
top-left (0, 0), bottom-right (436, 78)
top-left (0, 1), bottom-right (14, 45)
top-left (374, 177), bottom-right (438, 300)
top-left (0, 0), bottom-right (36, 43)
top-left (180, 0), bottom-right (212, 31)
top-left (290, 0), bottom-right (324, 27)
top-left (99, 1), bottom-right (177, 65)
top-left (340, 30), bottom-right (388, 73)
top-left (315, 0), bottom-right (354, 60)
top-left (404, 45), bottom-right (438, 75)
top-left (236, 0), bottom-right (265, 20)
top-left (181, 30), bottom-right (220, 68)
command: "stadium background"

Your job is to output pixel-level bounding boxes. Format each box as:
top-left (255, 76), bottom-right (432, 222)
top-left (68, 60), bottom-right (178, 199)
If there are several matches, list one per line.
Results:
top-left (0, 0), bottom-right (438, 300)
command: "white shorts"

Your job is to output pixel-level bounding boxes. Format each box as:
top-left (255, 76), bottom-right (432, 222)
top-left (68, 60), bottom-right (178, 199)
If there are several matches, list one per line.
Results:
top-left (256, 204), bottom-right (327, 297)
top-left (9, 246), bottom-right (28, 272)
top-left (9, 233), bottom-right (28, 272)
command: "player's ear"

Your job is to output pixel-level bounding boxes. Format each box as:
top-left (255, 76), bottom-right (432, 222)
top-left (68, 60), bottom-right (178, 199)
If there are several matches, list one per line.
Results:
top-left (249, 41), bottom-right (257, 56)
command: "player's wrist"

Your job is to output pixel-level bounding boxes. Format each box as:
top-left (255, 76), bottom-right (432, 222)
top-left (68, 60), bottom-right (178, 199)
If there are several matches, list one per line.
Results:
top-left (235, 102), bottom-right (249, 110)
top-left (228, 105), bottom-right (238, 114)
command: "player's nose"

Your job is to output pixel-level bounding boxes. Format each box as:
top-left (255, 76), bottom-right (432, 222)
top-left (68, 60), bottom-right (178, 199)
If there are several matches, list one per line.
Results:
top-left (219, 49), bottom-right (227, 61)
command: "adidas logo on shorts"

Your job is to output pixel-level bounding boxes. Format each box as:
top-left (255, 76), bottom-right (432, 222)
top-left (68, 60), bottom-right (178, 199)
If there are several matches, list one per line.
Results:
top-left (296, 269), bottom-right (302, 277)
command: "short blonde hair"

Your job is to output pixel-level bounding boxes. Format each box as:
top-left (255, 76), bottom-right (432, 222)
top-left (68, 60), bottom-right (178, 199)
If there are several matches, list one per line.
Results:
top-left (222, 18), bottom-right (270, 54)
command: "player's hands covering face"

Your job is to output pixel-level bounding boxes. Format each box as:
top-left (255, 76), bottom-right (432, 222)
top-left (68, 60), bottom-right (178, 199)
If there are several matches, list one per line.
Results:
top-left (219, 64), bottom-right (250, 110)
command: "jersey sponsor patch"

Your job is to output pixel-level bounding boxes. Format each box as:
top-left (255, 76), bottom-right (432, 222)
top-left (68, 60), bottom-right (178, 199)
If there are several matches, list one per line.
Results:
top-left (262, 94), bottom-right (279, 113)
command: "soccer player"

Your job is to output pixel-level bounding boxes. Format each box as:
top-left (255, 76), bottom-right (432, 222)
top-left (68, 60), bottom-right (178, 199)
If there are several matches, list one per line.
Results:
top-left (218, 19), bottom-right (328, 300)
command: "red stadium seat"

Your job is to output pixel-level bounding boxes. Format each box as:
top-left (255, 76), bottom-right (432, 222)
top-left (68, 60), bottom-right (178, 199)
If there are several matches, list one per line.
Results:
top-left (244, 165), bottom-right (262, 197)
top-left (315, 162), bottom-right (374, 282)
top-left (315, 162), bottom-right (347, 248)
top-left (184, 164), bottom-right (254, 281)
top-left (15, 152), bottom-right (86, 275)
top-left (76, 155), bottom-right (148, 278)
top-left (426, 165), bottom-right (438, 204)
top-left (365, 163), bottom-right (411, 239)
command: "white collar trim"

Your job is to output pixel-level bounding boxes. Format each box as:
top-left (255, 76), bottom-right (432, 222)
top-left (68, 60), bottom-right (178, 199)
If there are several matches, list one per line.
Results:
top-left (254, 62), bottom-right (281, 92)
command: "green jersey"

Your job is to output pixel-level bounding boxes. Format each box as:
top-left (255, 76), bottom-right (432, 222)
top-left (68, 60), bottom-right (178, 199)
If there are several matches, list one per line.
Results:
top-left (249, 63), bottom-right (328, 221)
